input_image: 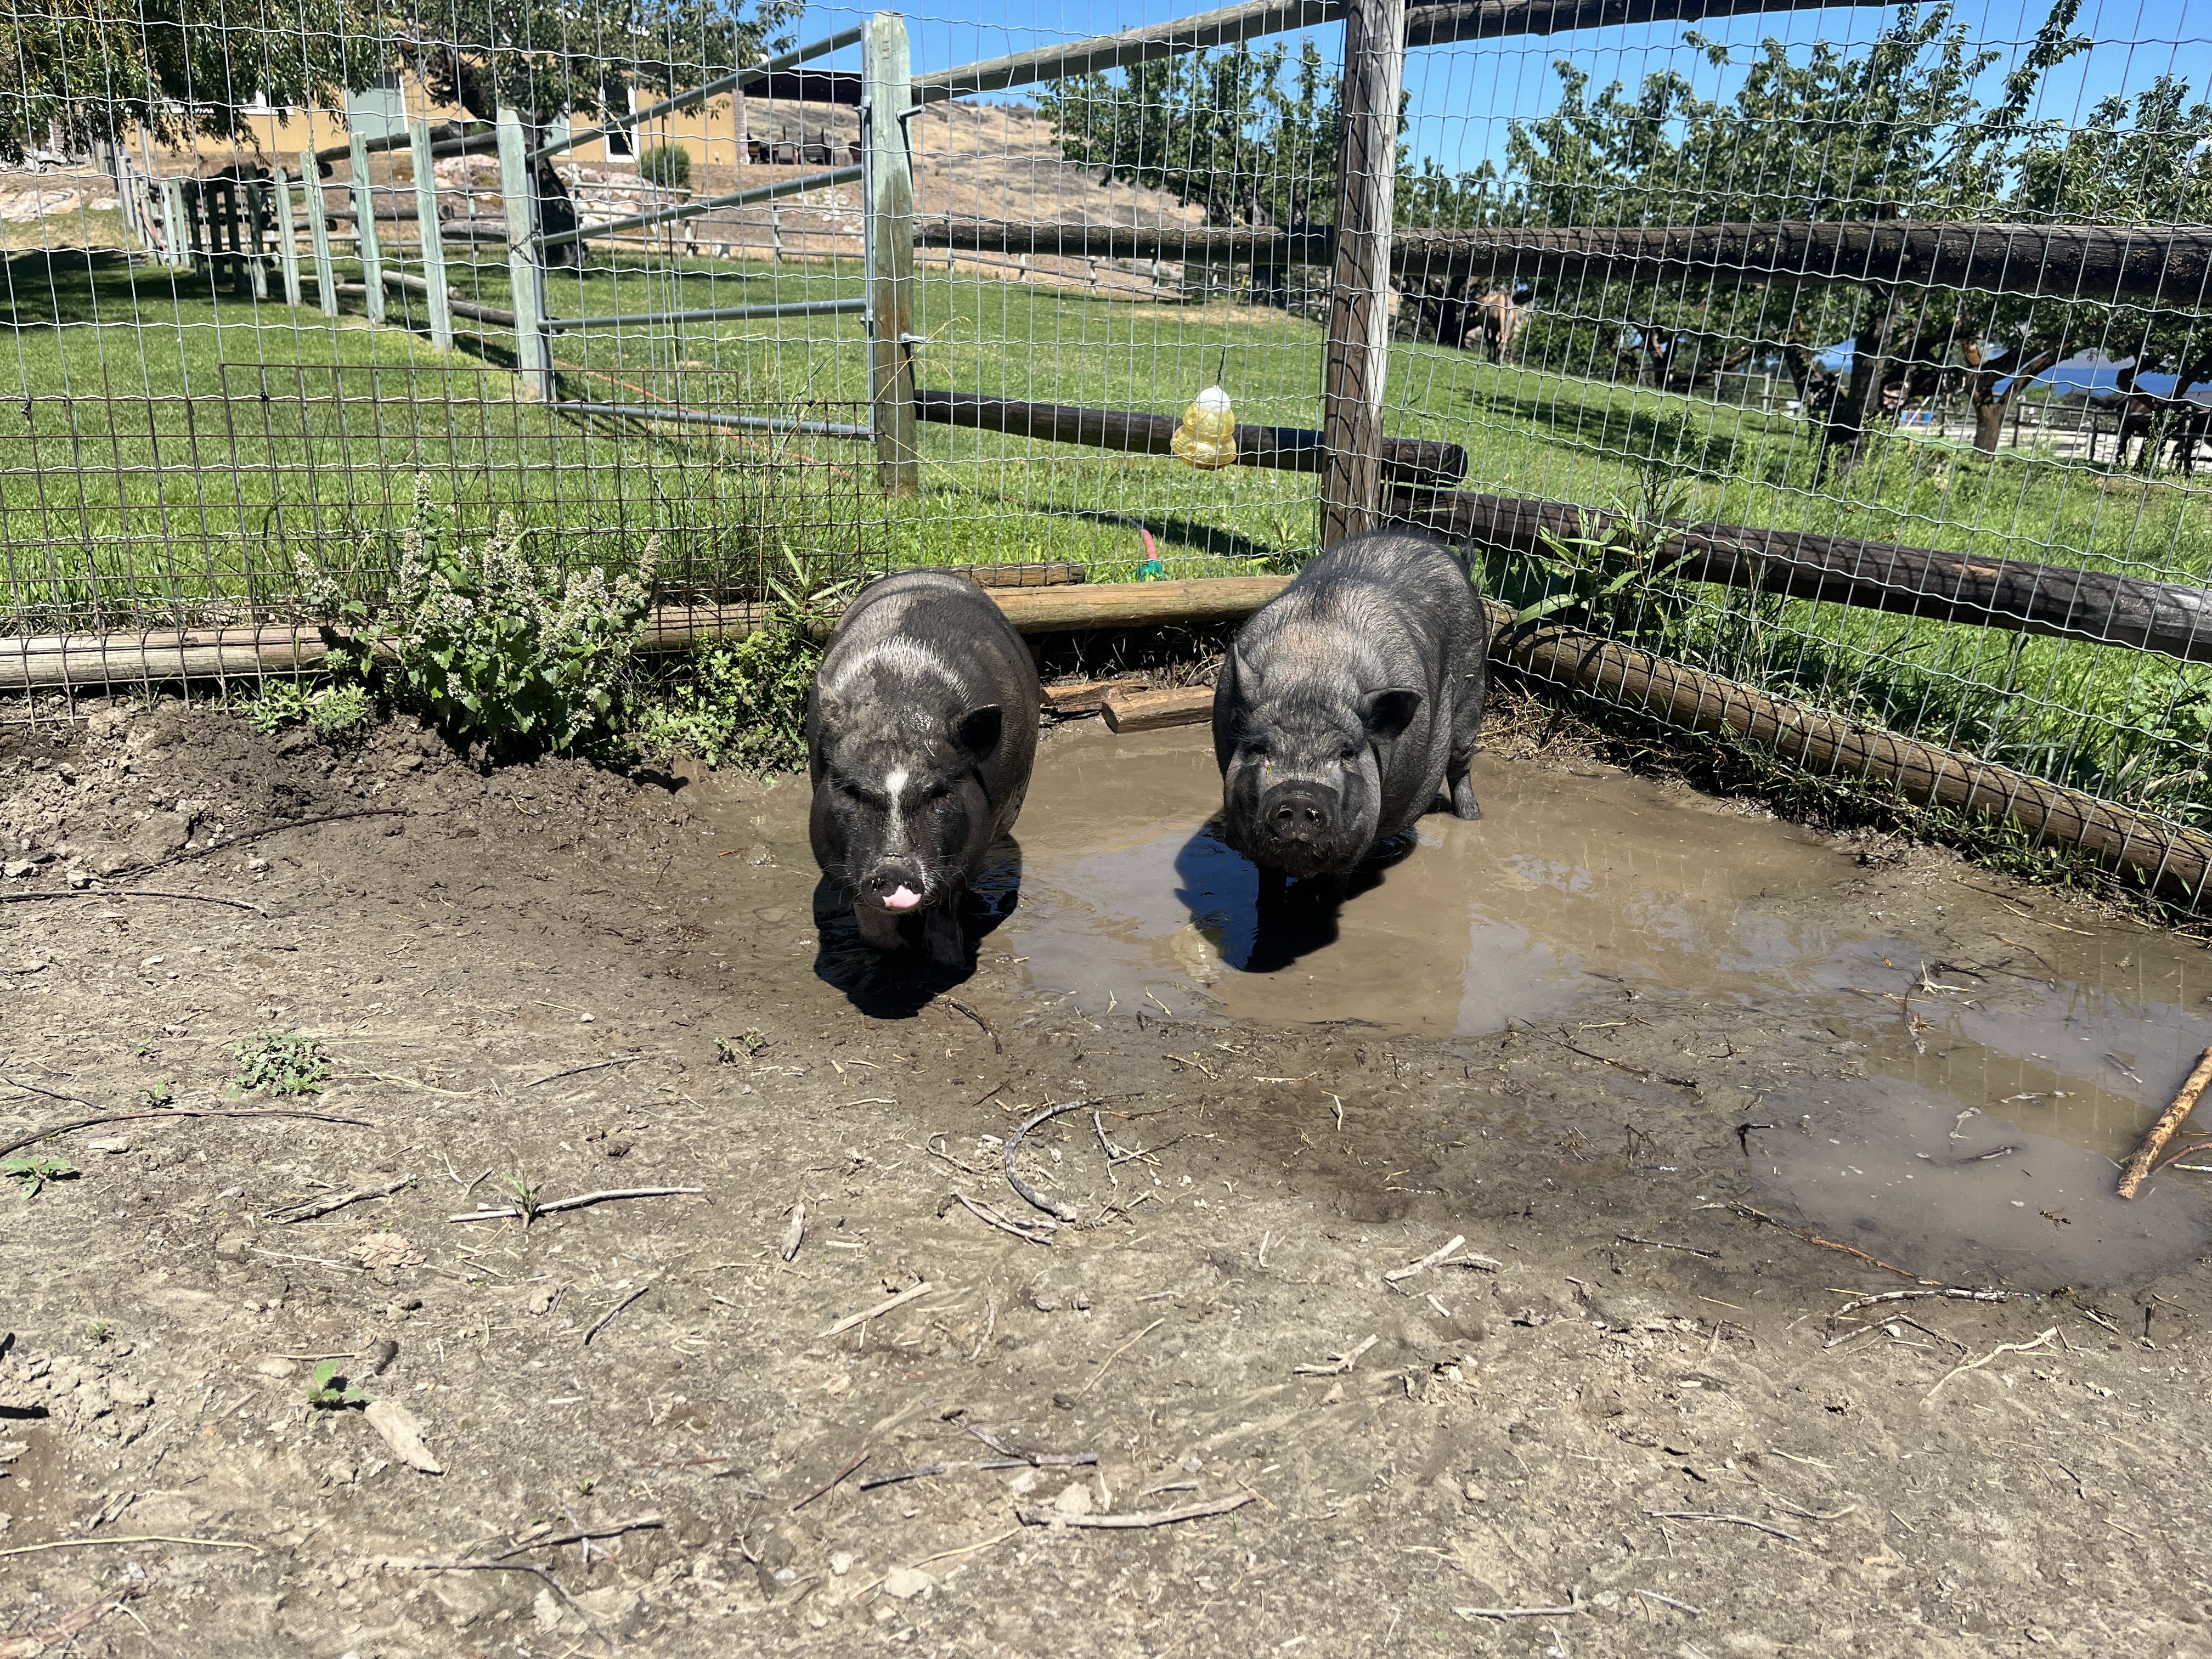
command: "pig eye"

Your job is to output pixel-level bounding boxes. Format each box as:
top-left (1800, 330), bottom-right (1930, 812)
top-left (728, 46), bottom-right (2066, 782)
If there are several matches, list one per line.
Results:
top-left (1241, 737), bottom-right (1269, 758)
top-left (837, 778), bottom-right (885, 809)
top-left (1339, 741), bottom-right (1362, 761)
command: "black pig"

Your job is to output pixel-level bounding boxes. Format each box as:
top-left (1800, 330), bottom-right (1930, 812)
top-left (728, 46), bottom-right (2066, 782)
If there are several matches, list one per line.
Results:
top-left (806, 572), bottom-right (1041, 967)
top-left (1213, 528), bottom-right (1487, 879)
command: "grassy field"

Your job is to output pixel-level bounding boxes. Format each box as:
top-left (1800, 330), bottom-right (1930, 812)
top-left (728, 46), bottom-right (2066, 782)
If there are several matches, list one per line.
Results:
top-left (4, 242), bottom-right (2211, 827)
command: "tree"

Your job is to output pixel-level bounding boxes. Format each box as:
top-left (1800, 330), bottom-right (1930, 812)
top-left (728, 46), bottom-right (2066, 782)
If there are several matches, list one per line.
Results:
top-left (0, 0), bottom-right (380, 164)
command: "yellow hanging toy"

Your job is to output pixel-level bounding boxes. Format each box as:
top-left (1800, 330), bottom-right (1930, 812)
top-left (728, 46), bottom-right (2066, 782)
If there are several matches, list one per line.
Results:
top-left (1171, 360), bottom-right (1238, 469)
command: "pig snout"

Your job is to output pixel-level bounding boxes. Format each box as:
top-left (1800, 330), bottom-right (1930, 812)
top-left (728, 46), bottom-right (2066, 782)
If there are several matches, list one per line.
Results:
top-left (860, 860), bottom-right (929, 911)
top-left (1255, 781), bottom-right (1343, 874)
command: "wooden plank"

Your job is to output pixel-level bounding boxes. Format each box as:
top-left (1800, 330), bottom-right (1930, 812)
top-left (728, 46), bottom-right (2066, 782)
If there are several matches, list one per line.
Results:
top-left (348, 132), bottom-right (386, 324)
top-left (496, 108), bottom-right (552, 400)
top-left (865, 12), bottom-right (920, 494)
top-left (1319, 0), bottom-right (1406, 545)
top-left (992, 576), bottom-right (1291, 633)
top-left (1385, 489), bottom-right (2212, 665)
top-left (297, 153), bottom-right (338, 317)
top-left (181, 179), bottom-right (208, 275)
top-left (272, 171), bottom-right (304, 307)
top-left (1043, 675), bottom-right (1149, 715)
top-left (159, 178), bottom-right (187, 269)
top-left (412, 119), bottom-right (455, 351)
top-left (242, 180), bottom-right (271, 300)
top-left (914, 390), bottom-right (1465, 488)
top-left (1103, 686), bottom-right (1215, 732)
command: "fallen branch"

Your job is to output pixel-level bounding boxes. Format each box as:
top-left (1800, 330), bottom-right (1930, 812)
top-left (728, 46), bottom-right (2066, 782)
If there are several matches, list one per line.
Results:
top-left (1455, 1590), bottom-right (1586, 1621)
top-left (493, 1517), bottom-right (663, 1559)
top-left (1615, 1233), bottom-right (1720, 1259)
top-left (1015, 1491), bottom-right (1256, 1529)
top-left (1079, 1317), bottom-right (1164, 1396)
top-left (581, 1281), bottom-right (654, 1346)
top-left (448, 1186), bottom-right (704, 1223)
top-left (1294, 1334), bottom-right (1379, 1376)
top-left (0, 887), bottom-right (266, 916)
top-left (859, 1453), bottom-right (1098, 1491)
top-left (0, 1533), bottom-right (262, 1559)
top-left (1644, 1510), bottom-right (1802, 1544)
top-left (401, 1560), bottom-right (608, 1651)
top-left (0, 1075), bottom-right (90, 1106)
top-left (943, 996), bottom-right (1001, 1053)
top-left (0, 1587), bottom-right (139, 1654)
top-left (2117, 1044), bottom-right (2212, 1199)
top-left (1006, 1100), bottom-right (1089, 1223)
top-left (267, 1174), bottom-right (415, 1223)
top-left (1703, 1200), bottom-right (1931, 1284)
top-left (1826, 1286), bottom-right (2028, 1324)
top-left (1923, 1327), bottom-right (2058, 1402)
top-left (525, 1053), bottom-right (650, 1088)
top-left (0, 1105), bottom-right (374, 1161)
top-left (822, 1280), bottom-right (936, 1339)
top-left (1384, 1234), bottom-right (1466, 1283)
top-left (947, 1188), bottom-right (1056, 1244)
top-left (123, 808), bottom-right (411, 877)
top-left (789, 1449), bottom-right (871, 1513)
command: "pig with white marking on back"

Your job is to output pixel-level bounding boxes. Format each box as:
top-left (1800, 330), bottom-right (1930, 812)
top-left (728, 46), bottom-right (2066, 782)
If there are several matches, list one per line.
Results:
top-left (806, 571), bottom-right (1041, 968)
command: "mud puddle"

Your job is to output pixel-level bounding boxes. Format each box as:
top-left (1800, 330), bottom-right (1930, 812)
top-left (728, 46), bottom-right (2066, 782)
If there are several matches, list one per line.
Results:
top-left (701, 725), bottom-right (2212, 1285)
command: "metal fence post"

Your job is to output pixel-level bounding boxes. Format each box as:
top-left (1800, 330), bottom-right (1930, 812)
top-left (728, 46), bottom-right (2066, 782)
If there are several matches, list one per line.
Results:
top-left (411, 119), bottom-right (454, 351)
top-left (298, 151), bottom-right (338, 317)
top-left (1319, 0), bottom-right (1406, 545)
top-left (271, 172), bottom-right (303, 306)
top-left (349, 132), bottom-right (386, 324)
top-left (864, 10), bottom-right (919, 495)
top-left (496, 107), bottom-right (554, 402)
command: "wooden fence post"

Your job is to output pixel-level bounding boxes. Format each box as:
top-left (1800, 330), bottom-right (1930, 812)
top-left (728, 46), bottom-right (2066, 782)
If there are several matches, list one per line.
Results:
top-left (496, 106), bottom-right (553, 402)
top-left (297, 151), bottom-right (338, 317)
top-left (180, 180), bottom-right (207, 276)
top-left (160, 178), bottom-right (186, 270)
top-left (349, 132), bottom-right (386, 324)
top-left (272, 172), bottom-right (303, 306)
top-left (865, 9), bottom-right (919, 495)
top-left (411, 119), bottom-right (454, 351)
top-left (1319, 0), bottom-right (1406, 546)
top-left (244, 180), bottom-right (272, 300)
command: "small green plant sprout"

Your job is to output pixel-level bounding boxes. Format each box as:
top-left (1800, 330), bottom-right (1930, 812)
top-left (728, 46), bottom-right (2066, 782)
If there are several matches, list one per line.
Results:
top-left (575, 1476), bottom-right (596, 1496)
top-left (2, 1155), bottom-right (77, 1197)
top-left (499, 1169), bottom-right (542, 1226)
top-left (304, 1358), bottom-right (375, 1410)
top-left (741, 1026), bottom-right (769, 1056)
top-left (230, 1035), bottom-right (331, 1096)
top-left (87, 1319), bottom-right (112, 1344)
top-left (143, 1077), bottom-right (174, 1108)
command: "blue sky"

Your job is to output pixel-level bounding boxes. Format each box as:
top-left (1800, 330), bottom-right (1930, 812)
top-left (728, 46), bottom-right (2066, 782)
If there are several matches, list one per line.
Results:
top-left (781, 0), bottom-right (2210, 178)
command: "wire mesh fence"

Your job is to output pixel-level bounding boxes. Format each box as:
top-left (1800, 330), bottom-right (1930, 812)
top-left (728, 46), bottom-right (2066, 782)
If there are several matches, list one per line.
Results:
top-left (2, 0), bottom-right (2211, 878)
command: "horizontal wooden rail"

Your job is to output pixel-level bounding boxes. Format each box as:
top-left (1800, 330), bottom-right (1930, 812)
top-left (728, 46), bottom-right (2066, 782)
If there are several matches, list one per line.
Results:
top-left (1385, 489), bottom-right (2212, 664)
top-left (918, 218), bottom-right (2212, 307)
top-left (915, 390), bottom-right (1466, 488)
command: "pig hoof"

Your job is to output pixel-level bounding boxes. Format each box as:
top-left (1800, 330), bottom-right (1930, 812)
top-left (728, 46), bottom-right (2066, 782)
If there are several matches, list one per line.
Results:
top-left (1451, 776), bottom-right (1483, 821)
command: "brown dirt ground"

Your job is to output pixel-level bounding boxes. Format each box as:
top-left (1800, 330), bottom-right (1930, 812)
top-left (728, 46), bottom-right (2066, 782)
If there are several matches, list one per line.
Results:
top-left (2, 696), bottom-right (2209, 1658)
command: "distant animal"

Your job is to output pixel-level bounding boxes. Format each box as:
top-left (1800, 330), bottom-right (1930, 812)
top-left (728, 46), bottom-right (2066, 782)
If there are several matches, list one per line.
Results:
top-left (806, 572), bottom-right (1041, 968)
top-left (1212, 528), bottom-right (1488, 882)
top-left (2118, 390), bottom-right (2211, 476)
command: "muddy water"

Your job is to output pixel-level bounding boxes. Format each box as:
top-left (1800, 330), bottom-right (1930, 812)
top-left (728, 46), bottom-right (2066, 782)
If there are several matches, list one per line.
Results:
top-left (704, 724), bottom-right (2212, 1285)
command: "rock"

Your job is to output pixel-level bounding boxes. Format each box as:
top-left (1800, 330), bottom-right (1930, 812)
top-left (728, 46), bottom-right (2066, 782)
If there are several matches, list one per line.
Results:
top-left (828, 1551), bottom-right (854, 1577)
top-left (532, 1587), bottom-right (565, 1631)
top-left (1051, 1481), bottom-right (1094, 1517)
top-left (213, 1232), bottom-right (252, 1263)
top-left (881, 1566), bottom-right (933, 1600)
top-left (2, 860), bottom-right (33, 879)
top-left (252, 1356), bottom-right (300, 1379)
top-left (82, 1137), bottom-right (131, 1155)
top-left (363, 1398), bottom-right (444, 1474)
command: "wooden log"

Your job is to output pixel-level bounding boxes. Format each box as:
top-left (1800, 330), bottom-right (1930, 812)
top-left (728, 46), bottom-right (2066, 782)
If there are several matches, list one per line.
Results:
top-left (958, 561), bottom-right (1086, 589)
top-left (1385, 489), bottom-right (2212, 665)
top-left (348, 133), bottom-right (386, 325)
top-left (1103, 685), bottom-right (1215, 733)
top-left (865, 13), bottom-right (920, 495)
top-left (412, 119), bottom-right (455, 352)
top-left (1043, 675), bottom-right (1150, 715)
top-left (2116, 1045), bottom-right (2212, 1199)
top-left (915, 390), bottom-right (1465, 488)
top-left (1320, 0), bottom-right (1406, 545)
top-left (992, 577), bottom-right (1290, 633)
top-left (348, 274), bottom-right (517, 329)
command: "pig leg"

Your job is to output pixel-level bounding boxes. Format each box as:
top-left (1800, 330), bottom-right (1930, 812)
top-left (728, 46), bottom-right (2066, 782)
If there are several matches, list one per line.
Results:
top-left (854, 902), bottom-right (905, 952)
top-left (1449, 769), bottom-right (1483, 821)
top-left (922, 903), bottom-right (967, 970)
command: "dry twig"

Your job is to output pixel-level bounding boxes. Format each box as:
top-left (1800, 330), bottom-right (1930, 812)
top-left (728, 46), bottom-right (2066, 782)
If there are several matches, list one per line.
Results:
top-left (789, 1449), bottom-right (871, 1513)
top-left (267, 1174), bottom-right (415, 1223)
top-left (1015, 1491), bottom-right (1255, 1528)
top-left (581, 1282), bottom-right (654, 1346)
top-left (526, 1054), bottom-right (649, 1088)
top-left (0, 887), bottom-right (267, 915)
top-left (1455, 1591), bottom-right (1586, 1621)
top-left (822, 1281), bottom-right (935, 1339)
top-left (448, 1186), bottom-right (704, 1223)
top-left (0, 1105), bottom-right (373, 1162)
top-left (2117, 1045), bottom-right (2212, 1199)
top-left (1005, 1100), bottom-right (1088, 1222)
top-left (1644, 1510), bottom-right (1802, 1544)
top-left (1923, 1327), bottom-right (2058, 1402)
top-left (1703, 1201), bottom-right (1929, 1284)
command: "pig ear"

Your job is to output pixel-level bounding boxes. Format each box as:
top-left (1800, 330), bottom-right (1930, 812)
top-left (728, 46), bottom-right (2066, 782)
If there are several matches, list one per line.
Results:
top-left (1231, 640), bottom-right (1263, 693)
top-left (956, 704), bottom-right (1005, 759)
top-left (1361, 687), bottom-right (1423, 741)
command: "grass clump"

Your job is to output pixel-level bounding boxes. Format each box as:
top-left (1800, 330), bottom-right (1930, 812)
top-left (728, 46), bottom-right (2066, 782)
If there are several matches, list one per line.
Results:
top-left (230, 1034), bottom-right (331, 1096)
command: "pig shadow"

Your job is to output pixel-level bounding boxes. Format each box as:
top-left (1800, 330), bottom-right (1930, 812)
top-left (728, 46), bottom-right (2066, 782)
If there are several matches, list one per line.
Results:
top-left (810, 838), bottom-right (1023, 1018)
top-left (1172, 820), bottom-right (1415, 974)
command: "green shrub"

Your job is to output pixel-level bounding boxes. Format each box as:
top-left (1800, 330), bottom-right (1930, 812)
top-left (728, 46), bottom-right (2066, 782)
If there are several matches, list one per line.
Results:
top-left (636, 621), bottom-right (821, 772)
top-left (247, 681), bottom-right (371, 738)
top-left (308, 477), bottom-right (658, 758)
top-left (638, 144), bottom-right (692, 190)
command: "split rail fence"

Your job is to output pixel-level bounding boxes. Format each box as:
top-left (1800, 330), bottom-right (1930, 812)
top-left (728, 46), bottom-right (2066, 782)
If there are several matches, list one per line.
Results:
top-left (4, 0), bottom-right (2212, 899)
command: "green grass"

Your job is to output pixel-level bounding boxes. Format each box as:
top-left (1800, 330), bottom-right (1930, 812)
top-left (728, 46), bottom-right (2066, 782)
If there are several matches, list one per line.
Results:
top-left (5, 245), bottom-right (2212, 831)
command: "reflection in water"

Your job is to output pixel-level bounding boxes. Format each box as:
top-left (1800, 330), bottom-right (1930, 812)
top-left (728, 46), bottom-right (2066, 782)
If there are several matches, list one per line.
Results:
top-left (808, 839), bottom-right (1024, 1018)
top-left (1172, 822), bottom-right (1407, 973)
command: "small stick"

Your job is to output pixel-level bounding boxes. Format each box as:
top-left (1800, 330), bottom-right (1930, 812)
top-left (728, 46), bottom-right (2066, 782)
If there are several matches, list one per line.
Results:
top-left (405, 1560), bottom-right (610, 1652)
top-left (860, 1453), bottom-right (1098, 1490)
top-left (1827, 1286), bottom-right (2023, 1322)
top-left (822, 1280), bottom-right (935, 1339)
top-left (1079, 1317), bottom-right (1164, 1396)
top-left (0, 1533), bottom-right (263, 1559)
top-left (1294, 1334), bottom-right (1379, 1376)
top-left (494, 1517), bottom-right (662, 1559)
top-left (1015, 1491), bottom-right (1255, 1529)
top-left (122, 806), bottom-right (411, 876)
top-left (525, 1054), bottom-right (648, 1088)
top-left (0, 1105), bottom-right (374, 1161)
top-left (1922, 1327), bottom-right (2058, 1402)
top-left (0, 888), bottom-right (266, 916)
top-left (1704, 1200), bottom-right (1929, 1284)
top-left (581, 1281), bottom-right (654, 1346)
top-left (1455, 1590), bottom-right (1586, 1621)
top-left (949, 1188), bottom-right (1056, 1244)
top-left (944, 996), bottom-right (1001, 1053)
top-left (448, 1186), bottom-right (704, 1223)
top-left (779, 1200), bottom-right (806, 1261)
top-left (0, 1588), bottom-right (139, 1646)
top-left (2117, 1044), bottom-right (2212, 1198)
top-left (0, 1075), bottom-right (92, 1107)
top-left (267, 1174), bottom-right (415, 1223)
top-left (1384, 1234), bottom-right (1466, 1283)
top-left (1615, 1234), bottom-right (1720, 1260)
top-left (1644, 1510), bottom-right (1802, 1543)
top-left (1006, 1101), bottom-right (1088, 1222)
top-left (789, 1448), bottom-right (870, 1513)
top-left (1634, 1588), bottom-right (1703, 1616)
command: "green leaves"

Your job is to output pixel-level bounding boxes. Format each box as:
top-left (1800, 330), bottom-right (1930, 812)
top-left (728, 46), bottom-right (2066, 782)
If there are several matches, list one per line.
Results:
top-left (2, 1155), bottom-right (77, 1198)
top-left (231, 1035), bottom-right (331, 1097)
top-left (305, 1358), bottom-right (374, 1410)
